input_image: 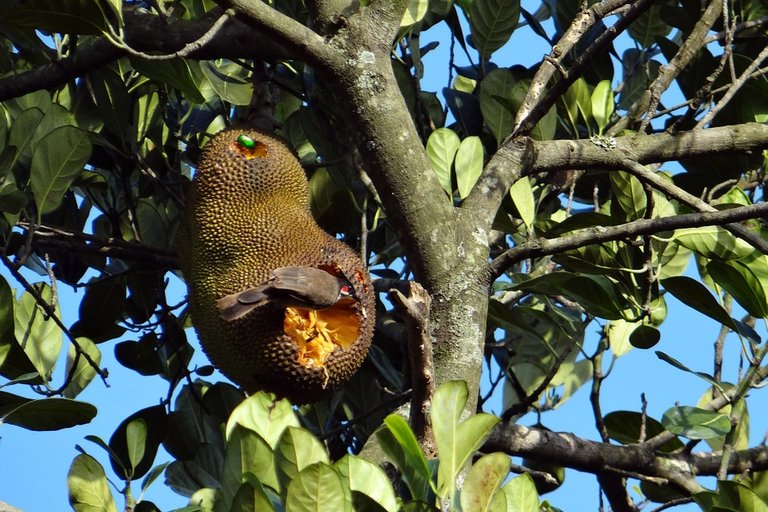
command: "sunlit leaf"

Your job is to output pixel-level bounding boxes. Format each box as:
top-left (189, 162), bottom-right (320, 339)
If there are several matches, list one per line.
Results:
top-left (610, 170), bottom-right (646, 220)
top-left (225, 391), bottom-right (299, 447)
top-left (335, 455), bottom-right (398, 512)
top-left (276, 426), bottom-right (329, 491)
top-left (591, 80), bottom-right (614, 134)
top-left (285, 463), bottom-right (346, 512)
top-left (30, 125), bottom-right (92, 217)
top-left (661, 405), bottom-right (731, 440)
top-left (432, 380), bottom-right (500, 498)
top-left (426, 127), bottom-right (460, 196)
top-left (510, 177), bottom-right (535, 230)
top-left (455, 136), bottom-right (484, 199)
top-left (489, 473), bottom-right (539, 512)
top-left (14, 283), bottom-right (62, 383)
top-left (707, 260), bottom-right (768, 318)
top-left (67, 454), bottom-right (117, 512)
top-left (673, 226), bottom-right (753, 260)
top-left (469, 0), bottom-right (521, 59)
top-left (377, 414), bottom-right (434, 502)
top-left (401, 0), bottom-right (428, 27)
top-left (460, 452), bottom-right (509, 511)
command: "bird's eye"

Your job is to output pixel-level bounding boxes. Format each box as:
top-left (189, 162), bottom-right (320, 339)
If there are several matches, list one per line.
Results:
top-left (340, 285), bottom-right (353, 296)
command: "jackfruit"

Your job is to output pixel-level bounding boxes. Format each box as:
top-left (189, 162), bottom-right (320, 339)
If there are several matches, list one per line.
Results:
top-left (179, 128), bottom-right (375, 402)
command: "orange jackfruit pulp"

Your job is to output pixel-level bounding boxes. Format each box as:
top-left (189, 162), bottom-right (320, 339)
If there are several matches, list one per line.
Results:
top-left (284, 301), bottom-right (360, 368)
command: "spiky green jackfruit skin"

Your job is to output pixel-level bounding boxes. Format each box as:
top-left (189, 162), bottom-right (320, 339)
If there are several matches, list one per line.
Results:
top-left (179, 128), bottom-right (375, 402)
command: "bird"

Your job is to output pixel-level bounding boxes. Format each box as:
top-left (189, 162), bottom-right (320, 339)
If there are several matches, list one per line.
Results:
top-left (216, 265), bottom-right (355, 322)
top-left (178, 128), bottom-right (375, 402)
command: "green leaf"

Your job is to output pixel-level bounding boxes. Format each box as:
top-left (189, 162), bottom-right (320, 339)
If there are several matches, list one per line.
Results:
top-left (63, 337), bottom-right (101, 399)
top-left (661, 276), bottom-right (735, 328)
top-left (610, 170), bottom-right (646, 220)
top-left (225, 391), bottom-right (299, 447)
top-left (141, 462), bottom-right (171, 496)
top-left (30, 125), bottom-right (92, 217)
top-left (460, 452), bottom-right (510, 511)
top-left (656, 351), bottom-right (725, 391)
top-left (7, 107), bottom-right (45, 168)
top-left (131, 57), bottom-right (206, 104)
top-left (509, 177), bottom-right (535, 230)
top-left (426, 127), bottom-right (460, 196)
top-left (432, 380), bottom-right (500, 498)
top-left (661, 405), bottom-right (731, 440)
top-left (401, 0), bottom-right (429, 27)
top-left (200, 61), bottom-right (253, 106)
top-left (2, 0), bottom-right (111, 34)
top-left (377, 414), bottom-right (434, 502)
top-left (455, 136), bottom-right (484, 199)
top-left (126, 418), bottom-right (148, 475)
top-left (276, 426), bottom-right (329, 491)
top-left (220, 426), bottom-right (280, 511)
top-left (479, 69), bottom-right (520, 145)
top-left (489, 473), bottom-right (539, 512)
top-left (629, 325), bottom-right (661, 349)
top-left (469, 0), bottom-right (521, 59)
top-left (14, 283), bottom-right (63, 382)
top-left (561, 77), bottom-right (592, 130)
top-left (604, 411), bottom-right (684, 452)
top-left (511, 272), bottom-right (627, 320)
top-left (108, 405), bottom-right (167, 480)
top-left (334, 455), bottom-right (398, 512)
top-left (628, 4), bottom-right (670, 48)
top-left (707, 260), bottom-right (768, 318)
top-left (67, 454), bottom-right (118, 512)
top-left (231, 477), bottom-right (276, 512)
top-left (673, 226), bottom-right (754, 260)
top-left (591, 80), bottom-right (614, 135)
top-left (0, 392), bottom-right (97, 430)
top-left (285, 463), bottom-right (346, 512)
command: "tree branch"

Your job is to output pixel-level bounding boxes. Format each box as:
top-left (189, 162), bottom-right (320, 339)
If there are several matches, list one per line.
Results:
top-left (489, 201), bottom-right (768, 279)
top-left (0, 10), bottom-right (292, 102)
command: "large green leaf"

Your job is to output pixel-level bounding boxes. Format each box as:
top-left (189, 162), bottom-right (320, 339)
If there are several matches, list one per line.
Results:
top-left (707, 260), bottom-right (768, 318)
top-left (661, 276), bottom-right (735, 328)
top-left (275, 426), bottom-right (329, 492)
top-left (334, 455), bottom-right (398, 512)
top-left (1, 0), bottom-right (111, 34)
top-left (108, 405), bottom-right (167, 480)
top-left (469, 0), bottom-right (521, 59)
top-left (511, 272), bottom-right (627, 320)
top-left (67, 454), bottom-right (117, 512)
top-left (7, 107), bottom-right (45, 168)
top-left (628, 4), bottom-right (671, 48)
top-left (425, 127), bottom-right (460, 196)
top-left (220, 426), bottom-right (280, 511)
top-left (200, 61), bottom-right (253, 106)
top-left (489, 473), bottom-right (539, 512)
top-left (14, 283), bottom-right (63, 382)
top-left (460, 452), bottom-right (510, 511)
top-left (610, 170), bottom-right (647, 220)
top-left (225, 391), bottom-right (299, 447)
top-left (131, 57), bottom-right (207, 104)
top-left (455, 136), bottom-right (484, 199)
top-left (377, 414), bottom-right (434, 502)
top-left (661, 405), bottom-right (731, 440)
top-left (0, 275), bottom-right (17, 372)
top-left (479, 69), bottom-right (521, 144)
top-left (432, 380), bottom-right (500, 498)
top-left (673, 226), bottom-right (754, 260)
top-left (604, 411), bottom-right (683, 453)
top-left (561, 77), bottom-right (592, 130)
top-left (0, 392), bottom-right (97, 430)
top-left (509, 177), bottom-right (535, 230)
top-left (285, 463), bottom-right (347, 512)
top-left (591, 80), bottom-right (614, 134)
top-left (30, 125), bottom-right (92, 217)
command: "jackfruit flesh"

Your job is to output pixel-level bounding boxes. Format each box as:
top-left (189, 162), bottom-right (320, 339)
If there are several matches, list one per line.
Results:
top-left (179, 128), bottom-right (375, 402)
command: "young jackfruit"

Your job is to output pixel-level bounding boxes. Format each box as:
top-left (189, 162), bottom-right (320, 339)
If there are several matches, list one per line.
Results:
top-left (179, 128), bottom-right (375, 402)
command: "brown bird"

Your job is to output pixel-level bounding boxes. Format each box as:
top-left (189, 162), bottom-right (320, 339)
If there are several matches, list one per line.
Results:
top-left (217, 266), bottom-right (355, 322)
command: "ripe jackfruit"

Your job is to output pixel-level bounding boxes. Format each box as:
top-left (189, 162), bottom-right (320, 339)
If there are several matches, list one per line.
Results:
top-left (179, 129), bottom-right (375, 402)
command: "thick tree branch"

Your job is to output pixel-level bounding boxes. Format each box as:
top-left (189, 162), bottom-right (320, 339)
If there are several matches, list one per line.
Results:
top-left (0, 10), bottom-right (295, 102)
top-left (528, 123), bottom-right (768, 172)
top-left (484, 423), bottom-right (768, 489)
top-left (490, 200), bottom-right (768, 278)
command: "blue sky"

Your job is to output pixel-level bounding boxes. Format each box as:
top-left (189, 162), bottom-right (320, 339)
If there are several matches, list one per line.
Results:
top-left (1, 4), bottom-right (765, 511)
